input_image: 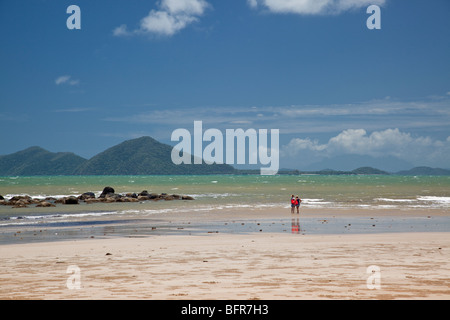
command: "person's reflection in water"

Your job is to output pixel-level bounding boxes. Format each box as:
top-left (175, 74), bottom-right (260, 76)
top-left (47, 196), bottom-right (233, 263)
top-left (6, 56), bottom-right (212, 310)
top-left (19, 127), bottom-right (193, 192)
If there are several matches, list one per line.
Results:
top-left (291, 217), bottom-right (301, 234)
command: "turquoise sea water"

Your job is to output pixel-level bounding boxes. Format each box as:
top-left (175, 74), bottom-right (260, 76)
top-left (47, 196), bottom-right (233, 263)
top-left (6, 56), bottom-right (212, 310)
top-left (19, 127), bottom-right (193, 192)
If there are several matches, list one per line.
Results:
top-left (1, 174), bottom-right (449, 207)
top-left (0, 175), bottom-right (449, 239)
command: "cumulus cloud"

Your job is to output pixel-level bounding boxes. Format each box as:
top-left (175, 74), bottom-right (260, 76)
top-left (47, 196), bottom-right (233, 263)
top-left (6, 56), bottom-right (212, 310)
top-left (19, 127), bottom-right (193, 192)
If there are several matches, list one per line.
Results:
top-left (328, 128), bottom-right (416, 156)
top-left (248, 0), bottom-right (386, 15)
top-left (55, 75), bottom-right (79, 86)
top-left (283, 128), bottom-right (450, 166)
top-left (113, 0), bottom-right (211, 37)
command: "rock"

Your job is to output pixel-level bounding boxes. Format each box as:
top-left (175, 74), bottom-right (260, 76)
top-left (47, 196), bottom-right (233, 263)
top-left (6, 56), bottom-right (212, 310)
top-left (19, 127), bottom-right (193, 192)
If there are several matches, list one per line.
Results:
top-left (64, 196), bottom-right (79, 205)
top-left (138, 190), bottom-right (150, 197)
top-left (16, 199), bottom-right (28, 205)
top-left (99, 186), bottom-right (115, 198)
top-left (1, 188), bottom-right (195, 207)
top-left (10, 197), bottom-right (34, 206)
top-left (126, 193), bottom-right (138, 199)
top-left (79, 192), bottom-right (95, 200)
top-left (105, 193), bottom-right (122, 201)
top-left (9, 195), bottom-right (32, 204)
top-left (12, 198), bottom-right (30, 208)
top-left (36, 201), bottom-right (56, 208)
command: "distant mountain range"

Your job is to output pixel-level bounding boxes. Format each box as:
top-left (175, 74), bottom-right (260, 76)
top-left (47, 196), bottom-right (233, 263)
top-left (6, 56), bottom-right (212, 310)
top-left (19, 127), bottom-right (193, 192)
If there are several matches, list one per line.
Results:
top-left (394, 166), bottom-right (450, 176)
top-left (0, 136), bottom-right (449, 176)
top-left (278, 166), bottom-right (450, 176)
top-left (301, 154), bottom-right (414, 173)
top-left (0, 136), bottom-right (235, 176)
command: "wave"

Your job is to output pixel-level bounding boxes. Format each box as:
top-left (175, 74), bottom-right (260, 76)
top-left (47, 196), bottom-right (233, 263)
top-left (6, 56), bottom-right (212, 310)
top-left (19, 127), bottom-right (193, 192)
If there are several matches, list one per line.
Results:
top-left (375, 198), bottom-right (415, 202)
top-left (375, 196), bottom-right (450, 208)
top-left (417, 196), bottom-right (450, 204)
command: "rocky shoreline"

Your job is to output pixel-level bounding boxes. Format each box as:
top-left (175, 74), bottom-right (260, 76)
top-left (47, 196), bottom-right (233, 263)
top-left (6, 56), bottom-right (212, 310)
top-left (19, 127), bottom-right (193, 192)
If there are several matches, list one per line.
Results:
top-left (0, 186), bottom-right (194, 208)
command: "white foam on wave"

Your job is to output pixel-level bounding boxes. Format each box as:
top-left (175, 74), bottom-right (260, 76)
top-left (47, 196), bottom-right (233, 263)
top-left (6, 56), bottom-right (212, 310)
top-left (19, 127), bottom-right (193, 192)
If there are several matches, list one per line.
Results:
top-left (375, 198), bottom-right (415, 202)
top-left (417, 196), bottom-right (450, 205)
top-left (3, 193), bottom-right (95, 200)
top-left (189, 193), bottom-right (241, 199)
top-left (301, 198), bottom-right (333, 207)
top-left (373, 196), bottom-right (450, 208)
top-left (58, 211), bottom-right (118, 219)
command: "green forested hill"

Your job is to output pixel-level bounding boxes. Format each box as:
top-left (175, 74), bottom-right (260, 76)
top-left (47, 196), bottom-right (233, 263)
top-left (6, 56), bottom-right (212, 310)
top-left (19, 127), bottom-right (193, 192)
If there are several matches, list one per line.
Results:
top-left (0, 137), bottom-right (235, 176)
top-left (0, 146), bottom-right (87, 176)
top-left (73, 136), bottom-right (236, 175)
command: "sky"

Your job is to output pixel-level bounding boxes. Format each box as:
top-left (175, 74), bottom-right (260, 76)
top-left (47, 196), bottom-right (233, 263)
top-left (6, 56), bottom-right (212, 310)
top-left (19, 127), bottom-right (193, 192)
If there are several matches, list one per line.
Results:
top-left (1, 0), bottom-right (449, 171)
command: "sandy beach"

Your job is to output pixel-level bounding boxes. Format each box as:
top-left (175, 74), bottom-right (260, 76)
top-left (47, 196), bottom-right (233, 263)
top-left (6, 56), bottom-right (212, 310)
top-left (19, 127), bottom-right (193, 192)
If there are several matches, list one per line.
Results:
top-left (0, 207), bottom-right (449, 300)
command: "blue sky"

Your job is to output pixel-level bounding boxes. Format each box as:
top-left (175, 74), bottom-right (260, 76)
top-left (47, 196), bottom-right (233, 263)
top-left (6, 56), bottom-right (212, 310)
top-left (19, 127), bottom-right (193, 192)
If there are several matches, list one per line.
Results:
top-left (1, 0), bottom-right (449, 170)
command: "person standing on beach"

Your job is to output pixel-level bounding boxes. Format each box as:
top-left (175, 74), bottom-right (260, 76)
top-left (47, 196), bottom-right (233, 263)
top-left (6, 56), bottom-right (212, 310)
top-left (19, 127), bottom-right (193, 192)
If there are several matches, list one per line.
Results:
top-left (290, 195), bottom-right (296, 213)
top-left (295, 196), bottom-right (302, 214)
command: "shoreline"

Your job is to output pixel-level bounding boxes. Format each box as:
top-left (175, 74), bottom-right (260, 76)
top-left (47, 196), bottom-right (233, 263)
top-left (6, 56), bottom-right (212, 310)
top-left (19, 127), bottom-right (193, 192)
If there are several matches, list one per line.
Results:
top-left (1, 206), bottom-right (449, 245)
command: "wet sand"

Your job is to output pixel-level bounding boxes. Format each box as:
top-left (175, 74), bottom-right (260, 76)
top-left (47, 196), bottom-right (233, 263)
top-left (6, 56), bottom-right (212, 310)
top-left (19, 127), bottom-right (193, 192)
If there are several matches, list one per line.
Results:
top-left (1, 207), bottom-right (449, 244)
top-left (0, 207), bottom-right (449, 300)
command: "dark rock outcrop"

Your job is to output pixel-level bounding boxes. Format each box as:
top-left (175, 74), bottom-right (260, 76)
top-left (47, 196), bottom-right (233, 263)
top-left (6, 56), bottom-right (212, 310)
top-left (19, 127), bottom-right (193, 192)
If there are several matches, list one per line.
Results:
top-left (64, 196), bottom-right (79, 205)
top-left (1, 186), bottom-right (195, 208)
top-left (99, 186), bottom-right (115, 198)
top-left (36, 201), bottom-right (56, 207)
top-left (79, 192), bottom-right (95, 200)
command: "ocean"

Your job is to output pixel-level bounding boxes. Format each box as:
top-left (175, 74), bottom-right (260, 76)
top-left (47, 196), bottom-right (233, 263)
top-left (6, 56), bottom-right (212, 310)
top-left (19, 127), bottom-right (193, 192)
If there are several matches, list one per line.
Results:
top-left (1, 175), bottom-right (449, 241)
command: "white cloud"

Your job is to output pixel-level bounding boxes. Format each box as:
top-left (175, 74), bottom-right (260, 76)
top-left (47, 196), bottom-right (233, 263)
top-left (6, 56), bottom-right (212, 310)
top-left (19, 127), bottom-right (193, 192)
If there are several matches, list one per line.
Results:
top-left (140, 10), bottom-right (197, 36)
top-left (283, 128), bottom-right (450, 166)
top-left (247, 0), bottom-right (259, 8)
top-left (114, 0), bottom-right (211, 37)
top-left (55, 75), bottom-right (79, 86)
top-left (327, 128), bottom-right (414, 156)
top-left (113, 24), bottom-right (129, 36)
top-left (249, 0), bottom-right (386, 15)
top-left (284, 137), bottom-right (327, 157)
top-left (55, 75), bottom-right (70, 85)
top-left (162, 0), bottom-right (209, 15)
